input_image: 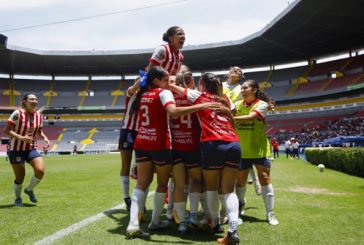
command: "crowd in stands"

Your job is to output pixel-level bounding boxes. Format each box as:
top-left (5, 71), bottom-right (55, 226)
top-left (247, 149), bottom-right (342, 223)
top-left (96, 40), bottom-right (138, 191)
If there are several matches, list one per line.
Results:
top-left (270, 115), bottom-right (364, 145)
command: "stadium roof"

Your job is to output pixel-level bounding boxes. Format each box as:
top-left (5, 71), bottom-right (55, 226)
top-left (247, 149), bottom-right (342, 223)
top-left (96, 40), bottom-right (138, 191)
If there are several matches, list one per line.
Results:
top-left (0, 0), bottom-right (363, 76)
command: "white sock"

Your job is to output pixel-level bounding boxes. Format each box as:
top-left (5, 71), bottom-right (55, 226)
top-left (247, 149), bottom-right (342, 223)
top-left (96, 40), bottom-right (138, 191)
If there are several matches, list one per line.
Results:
top-left (128, 188), bottom-right (145, 229)
top-left (219, 194), bottom-right (226, 213)
top-left (249, 168), bottom-right (258, 182)
top-left (14, 181), bottom-right (22, 198)
top-left (167, 180), bottom-right (174, 210)
top-left (174, 201), bottom-right (186, 223)
top-left (235, 186), bottom-right (246, 203)
top-left (225, 193), bottom-right (239, 232)
top-left (151, 192), bottom-right (166, 224)
top-left (207, 191), bottom-right (219, 224)
top-left (261, 184), bottom-right (275, 214)
top-left (120, 176), bottom-right (130, 199)
top-left (200, 191), bottom-right (209, 217)
top-left (189, 192), bottom-right (200, 215)
top-left (27, 176), bottom-right (40, 191)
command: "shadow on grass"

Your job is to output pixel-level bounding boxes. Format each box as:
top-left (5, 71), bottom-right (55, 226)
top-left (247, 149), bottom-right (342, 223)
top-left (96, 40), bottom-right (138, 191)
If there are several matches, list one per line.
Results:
top-left (104, 208), bottom-right (224, 243)
top-left (0, 203), bottom-right (36, 209)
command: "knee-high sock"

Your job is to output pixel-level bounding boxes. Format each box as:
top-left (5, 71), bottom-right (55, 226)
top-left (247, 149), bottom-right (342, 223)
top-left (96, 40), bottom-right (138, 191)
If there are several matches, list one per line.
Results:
top-left (151, 192), bottom-right (166, 224)
top-left (235, 186), bottom-right (246, 203)
top-left (189, 192), bottom-right (200, 215)
top-left (207, 191), bottom-right (219, 225)
top-left (249, 168), bottom-right (258, 182)
top-left (225, 193), bottom-right (239, 232)
top-left (120, 176), bottom-right (130, 199)
top-left (127, 188), bottom-right (145, 229)
top-left (261, 184), bottom-right (275, 214)
top-left (200, 191), bottom-right (209, 216)
top-left (167, 179), bottom-right (174, 210)
top-left (14, 181), bottom-right (22, 199)
top-left (219, 194), bottom-right (226, 213)
top-left (26, 176), bottom-right (40, 191)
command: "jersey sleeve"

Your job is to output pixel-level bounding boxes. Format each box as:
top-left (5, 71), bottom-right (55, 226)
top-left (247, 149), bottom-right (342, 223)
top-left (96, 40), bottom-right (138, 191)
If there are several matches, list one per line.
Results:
top-left (186, 89), bottom-right (202, 103)
top-left (254, 101), bottom-right (268, 120)
top-left (149, 45), bottom-right (165, 66)
top-left (7, 110), bottom-right (19, 126)
top-left (160, 90), bottom-right (176, 107)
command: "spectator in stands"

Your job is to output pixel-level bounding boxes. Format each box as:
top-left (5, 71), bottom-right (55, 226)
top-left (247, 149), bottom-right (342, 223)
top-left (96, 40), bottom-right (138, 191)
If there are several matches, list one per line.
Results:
top-left (118, 78), bottom-right (141, 212)
top-left (126, 67), bottom-right (220, 239)
top-left (285, 139), bottom-right (292, 158)
top-left (168, 72), bottom-right (241, 244)
top-left (290, 137), bottom-right (300, 159)
top-left (3, 94), bottom-right (50, 206)
top-left (233, 80), bottom-right (279, 226)
top-left (271, 137), bottom-right (280, 159)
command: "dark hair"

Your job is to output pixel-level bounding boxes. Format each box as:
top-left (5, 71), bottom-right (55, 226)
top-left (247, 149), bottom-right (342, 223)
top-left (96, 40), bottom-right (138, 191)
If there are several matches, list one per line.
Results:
top-left (129, 67), bottom-right (168, 115)
top-left (162, 26), bottom-right (181, 43)
top-left (244, 80), bottom-right (272, 103)
top-left (21, 93), bottom-right (37, 108)
top-left (175, 65), bottom-right (192, 88)
top-left (200, 73), bottom-right (229, 108)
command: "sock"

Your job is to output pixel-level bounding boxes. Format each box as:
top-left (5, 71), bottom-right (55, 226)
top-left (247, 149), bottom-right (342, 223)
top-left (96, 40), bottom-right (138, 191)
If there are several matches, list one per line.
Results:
top-left (225, 193), bottom-right (239, 232)
top-left (200, 191), bottom-right (209, 217)
top-left (26, 176), bottom-right (40, 191)
top-left (127, 188), bottom-right (145, 229)
top-left (14, 181), bottom-right (22, 199)
top-left (219, 194), bottom-right (226, 214)
top-left (189, 192), bottom-right (200, 215)
top-left (151, 192), bottom-right (166, 224)
top-left (235, 186), bottom-right (246, 203)
top-left (207, 191), bottom-right (219, 225)
top-left (174, 201), bottom-right (186, 223)
top-left (261, 184), bottom-right (275, 214)
top-left (120, 176), bottom-right (130, 199)
top-left (249, 168), bottom-right (258, 182)
top-left (142, 186), bottom-right (149, 211)
top-left (167, 180), bottom-right (174, 211)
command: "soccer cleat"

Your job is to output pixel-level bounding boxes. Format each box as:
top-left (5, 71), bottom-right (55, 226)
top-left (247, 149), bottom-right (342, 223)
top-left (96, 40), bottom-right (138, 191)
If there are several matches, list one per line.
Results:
top-left (238, 200), bottom-right (245, 216)
top-left (267, 212), bottom-right (279, 226)
top-left (166, 207), bottom-right (174, 220)
top-left (210, 219), bottom-right (224, 234)
top-left (126, 228), bottom-right (150, 239)
top-left (199, 215), bottom-right (211, 225)
top-left (124, 197), bottom-right (131, 212)
top-left (24, 188), bottom-right (37, 203)
top-left (148, 220), bottom-right (170, 230)
top-left (217, 230), bottom-right (240, 245)
top-left (130, 165), bottom-right (138, 180)
top-left (187, 214), bottom-right (200, 229)
top-left (220, 210), bottom-right (228, 225)
top-left (178, 222), bottom-right (187, 234)
top-left (14, 197), bottom-right (23, 206)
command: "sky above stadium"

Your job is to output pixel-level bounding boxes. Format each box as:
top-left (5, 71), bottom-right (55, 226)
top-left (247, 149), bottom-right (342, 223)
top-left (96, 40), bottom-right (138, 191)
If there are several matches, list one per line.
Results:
top-left (0, 0), bottom-right (292, 51)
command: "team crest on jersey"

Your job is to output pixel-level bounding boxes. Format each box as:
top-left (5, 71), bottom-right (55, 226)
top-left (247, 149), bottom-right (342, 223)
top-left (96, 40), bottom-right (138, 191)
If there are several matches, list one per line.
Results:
top-left (123, 142), bottom-right (128, 148)
top-left (16, 156), bottom-right (22, 162)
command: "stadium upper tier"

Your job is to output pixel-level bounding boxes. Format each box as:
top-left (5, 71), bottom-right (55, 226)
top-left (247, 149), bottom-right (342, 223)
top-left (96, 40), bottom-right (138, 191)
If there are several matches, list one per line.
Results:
top-left (0, 0), bottom-right (363, 76)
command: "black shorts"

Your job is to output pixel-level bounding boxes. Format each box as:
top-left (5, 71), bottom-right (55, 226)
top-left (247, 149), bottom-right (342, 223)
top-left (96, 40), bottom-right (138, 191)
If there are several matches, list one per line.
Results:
top-left (201, 141), bottom-right (241, 170)
top-left (239, 157), bottom-right (271, 170)
top-left (172, 150), bottom-right (201, 169)
top-left (135, 149), bottom-right (172, 166)
top-left (8, 149), bottom-right (41, 164)
top-left (118, 129), bottom-right (137, 150)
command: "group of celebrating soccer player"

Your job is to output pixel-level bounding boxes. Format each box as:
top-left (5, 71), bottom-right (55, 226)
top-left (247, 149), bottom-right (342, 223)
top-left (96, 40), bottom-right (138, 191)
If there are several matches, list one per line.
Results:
top-left (118, 26), bottom-right (279, 244)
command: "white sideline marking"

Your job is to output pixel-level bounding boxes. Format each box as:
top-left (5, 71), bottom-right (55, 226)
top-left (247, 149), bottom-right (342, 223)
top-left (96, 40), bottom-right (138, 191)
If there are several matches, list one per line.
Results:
top-left (34, 191), bottom-right (155, 245)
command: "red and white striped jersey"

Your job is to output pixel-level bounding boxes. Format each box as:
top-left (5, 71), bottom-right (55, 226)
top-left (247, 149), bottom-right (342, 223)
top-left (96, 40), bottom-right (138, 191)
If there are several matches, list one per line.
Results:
top-left (121, 88), bottom-right (139, 131)
top-left (149, 44), bottom-right (184, 75)
top-left (170, 92), bottom-right (200, 151)
top-left (134, 88), bottom-right (175, 151)
top-left (185, 89), bottom-right (239, 143)
top-left (7, 109), bottom-right (43, 151)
